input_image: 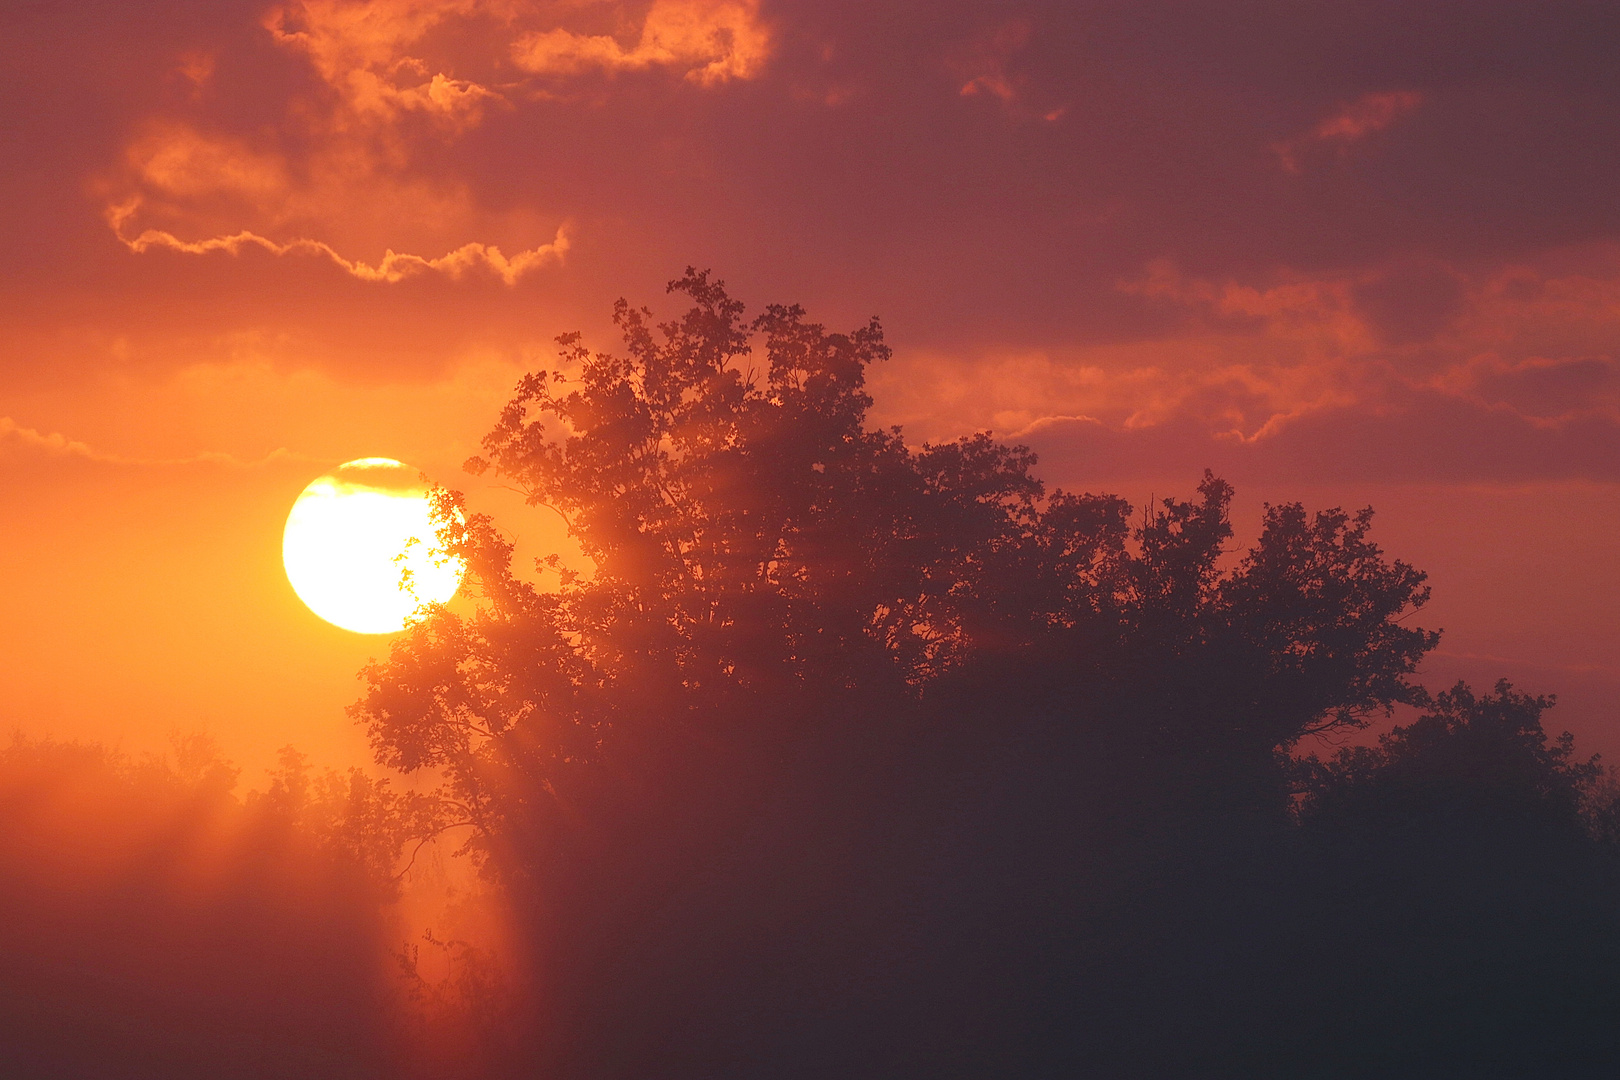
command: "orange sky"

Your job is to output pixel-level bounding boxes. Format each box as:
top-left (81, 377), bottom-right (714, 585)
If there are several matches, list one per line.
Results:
top-left (4, 0), bottom-right (1619, 778)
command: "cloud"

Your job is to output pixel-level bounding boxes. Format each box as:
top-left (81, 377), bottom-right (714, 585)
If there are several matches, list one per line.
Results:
top-left (109, 115), bottom-right (529, 277)
top-left (0, 418), bottom-right (101, 462)
top-left (1116, 252), bottom-right (1620, 395)
top-left (107, 198), bottom-right (570, 285)
top-left (1313, 90), bottom-right (1425, 142)
top-left (265, 0), bottom-right (500, 127)
top-left (1124, 259), bottom-right (1376, 359)
top-left (512, 0), bottom-right (771, 85)
top-left (127, 123), bottom-right (290, 206)
top-left (0, 417), bottom-right (307, 469)
top-left (268, 0), bottom-right (773, 106)
top-left (1018, 388), bottom-right (1620, 490)
top-left (869, 247), bottom-right (1620, 490)
top-left (105, 0), bottom-right (769, 286)
top-left (1274, 90), bottom-right (1424, 173)
top-left (172, 51), bottom-right (217, 97)
top-left (1437, 354), bottom-right (1620, 418)
top-left (947, 19), bottom-right (1064, 121)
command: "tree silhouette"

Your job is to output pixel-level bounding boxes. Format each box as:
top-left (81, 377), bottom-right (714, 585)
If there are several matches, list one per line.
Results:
top-left (1269, 683), bottom-right (1620, 1079)
top-left (347, 270), bottom-right (1468, 1077)
top-left (0, 734), bottom-right (401, 1078)
top-left (1299, 679), bottom-right (1602, 828)
top-left (6, 271), bottom-right (1619, 1079)
top-left (357, 268), bottom-right (1437, 848)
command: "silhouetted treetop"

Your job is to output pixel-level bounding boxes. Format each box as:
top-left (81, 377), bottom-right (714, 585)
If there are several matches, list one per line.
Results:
top-left (1299, 680), bottom-right (1602, 828)
top-left (355, 270), bottom-right (1439, 873)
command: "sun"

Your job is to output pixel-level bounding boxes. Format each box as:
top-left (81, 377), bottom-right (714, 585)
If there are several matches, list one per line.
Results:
top-left (282, 458), bottom-right (465, 634)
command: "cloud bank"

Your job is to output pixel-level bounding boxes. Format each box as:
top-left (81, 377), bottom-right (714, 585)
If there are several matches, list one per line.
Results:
top-left (107, 0), bottom-right (771, 284)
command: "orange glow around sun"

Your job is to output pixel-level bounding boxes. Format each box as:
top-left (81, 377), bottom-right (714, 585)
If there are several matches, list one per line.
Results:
top-left (282, 458), bottom-right (464, 634)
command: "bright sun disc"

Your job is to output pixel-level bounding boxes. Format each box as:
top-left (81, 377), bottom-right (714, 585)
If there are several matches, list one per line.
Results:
top-left (282, 458), bottom-right (465, 634)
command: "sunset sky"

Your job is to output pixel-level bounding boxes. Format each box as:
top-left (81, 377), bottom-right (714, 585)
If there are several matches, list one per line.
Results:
top-left (4, 0), bottom-right (1619, 776)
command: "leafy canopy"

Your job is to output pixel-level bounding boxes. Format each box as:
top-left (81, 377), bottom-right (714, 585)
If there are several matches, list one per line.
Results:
top-left (354, 269), bottom-right (1438, 869)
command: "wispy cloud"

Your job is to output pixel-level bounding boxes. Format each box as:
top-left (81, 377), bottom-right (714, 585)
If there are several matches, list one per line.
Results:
top-left (0, 418), bottom-right (101, 461)
top-left (1312, 91), bottom-right (1424, 142)
top-left (872, 246), bottom-right (1620, 489)
top-left (948, 19), bottom-right (1064, 122)
top-left (512, 0), bottom-right (771, 85)
top-left (126, 122), bottom-right (290, 206)
top-left (107, 198), bottom-right (569, 285)
top-left (264, 0), bottom-right (501, 128)
top-left (1274, 90), bottom-right (1424, 173)
top-left (0, 416), bottom-right (310, 469)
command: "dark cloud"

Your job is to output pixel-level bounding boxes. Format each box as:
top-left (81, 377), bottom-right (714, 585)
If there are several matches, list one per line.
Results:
top-left (1465, 356), bottom-right (1620, 418)
top-left (1352, 260), bottom-right (1466, 346)
top-left (5, 0), bottom-right (1620, 373)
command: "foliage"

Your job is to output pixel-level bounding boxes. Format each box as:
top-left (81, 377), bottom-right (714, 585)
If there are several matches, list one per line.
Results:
top-left (251, 744), bottom-right (461, 895)
top-left (7, 271), bottom-right (1620, 1077)
top-left (343, 271), bottom-right (1476, 1076)
top-left (354, 269), bottom-right (1439, 872)
top-left (392, 929), bottom-right (521, 1080)
top-left (1274, 682), bottom-right (1620, 1079)
top-left (1297, 679), bottom-right (1604, 828)
top-left (0, 733), bottom-right (402, 1078)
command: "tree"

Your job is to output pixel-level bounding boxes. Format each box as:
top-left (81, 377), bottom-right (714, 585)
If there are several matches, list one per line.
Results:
top-left (1276, 685), bottom-right (1620, 1078)
top-left (351, 270), bottom-right (1441, 1077)
top-left (0, 734), bottom-right (402, 1079)
top-left (1298, 679), bottom-right (1602, 829)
